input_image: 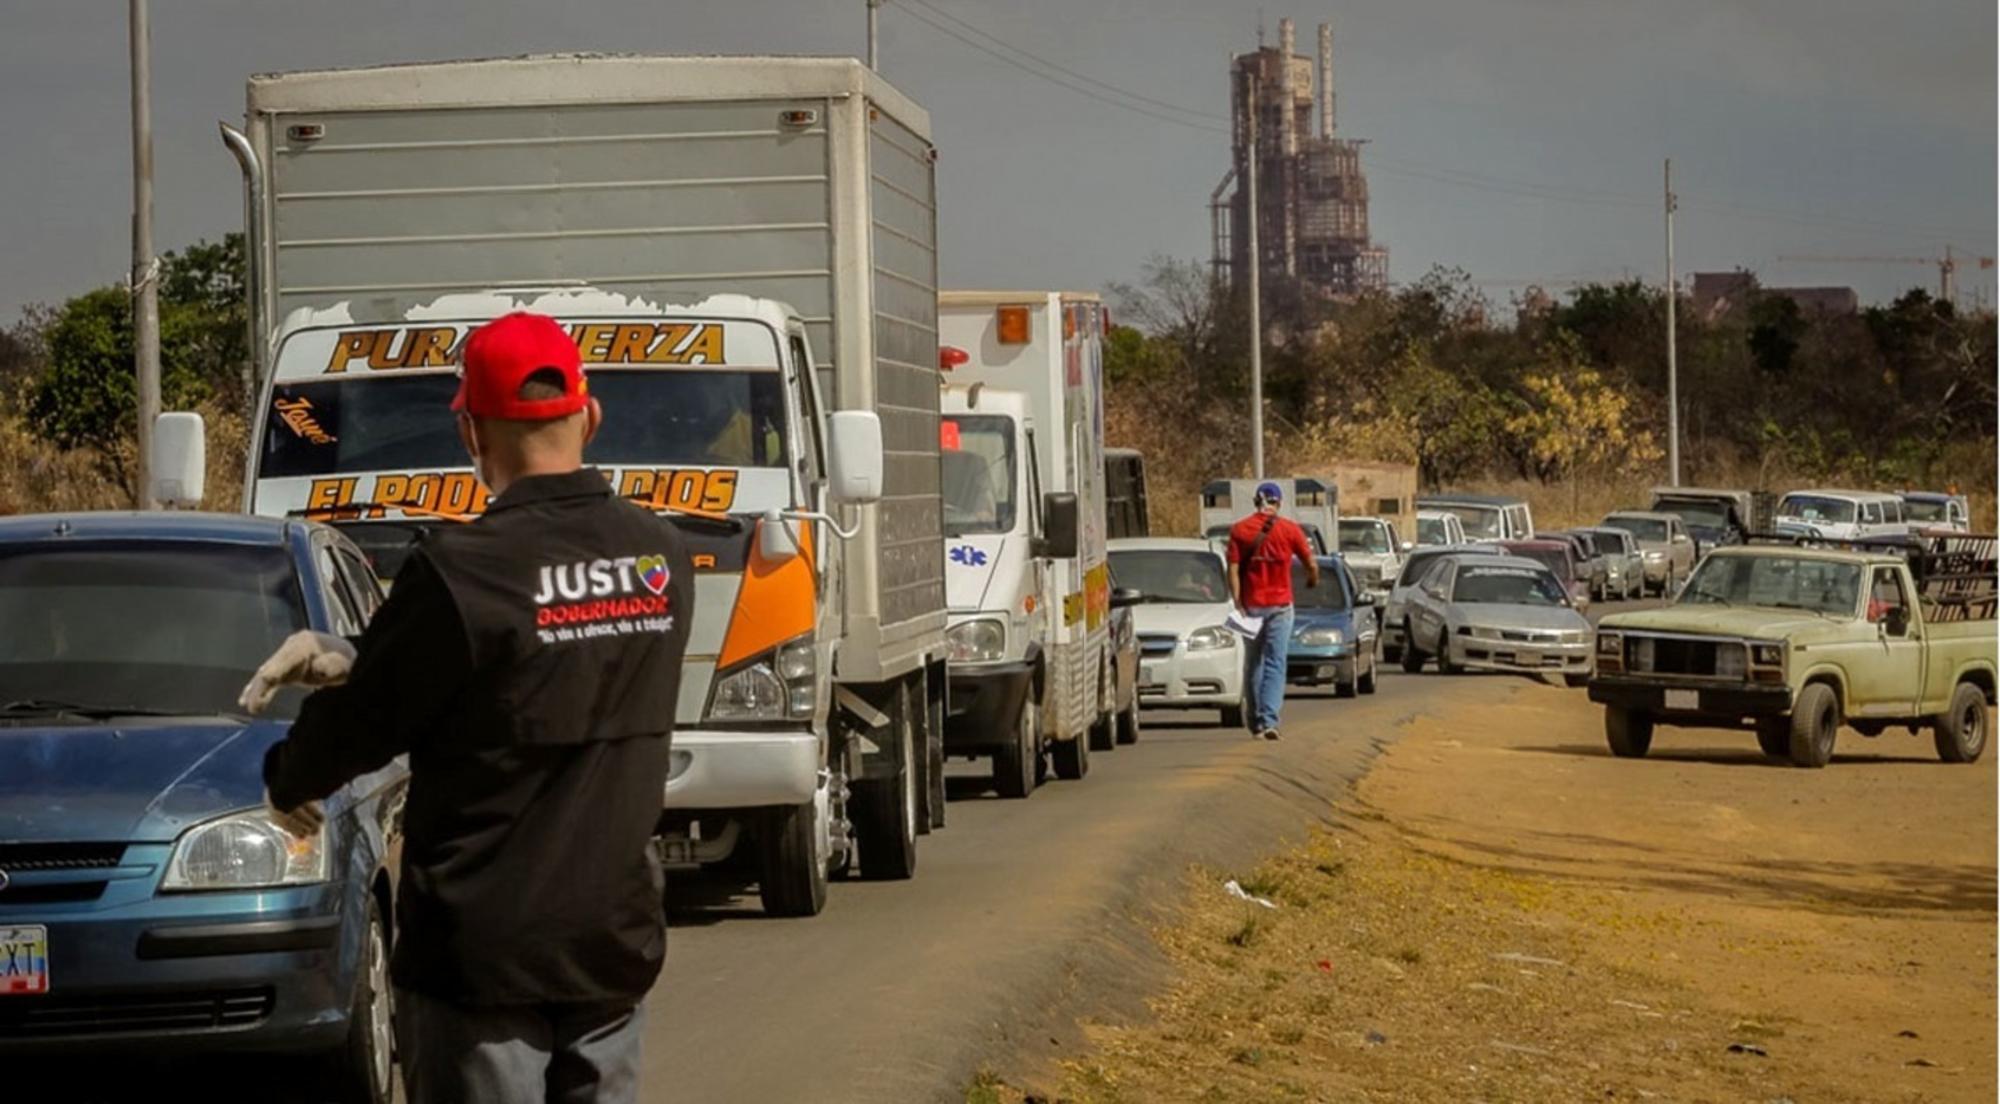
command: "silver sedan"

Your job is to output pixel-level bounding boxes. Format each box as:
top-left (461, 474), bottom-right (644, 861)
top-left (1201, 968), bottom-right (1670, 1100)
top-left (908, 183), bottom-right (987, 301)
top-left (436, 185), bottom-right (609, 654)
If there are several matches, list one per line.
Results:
top-left (1398, 554), bottom-right (1594, 686)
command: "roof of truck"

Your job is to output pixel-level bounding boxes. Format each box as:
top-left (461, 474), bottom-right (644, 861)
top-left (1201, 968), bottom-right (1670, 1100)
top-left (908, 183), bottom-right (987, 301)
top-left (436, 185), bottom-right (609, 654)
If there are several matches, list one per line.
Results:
top-left (273, 288), bottom-right (801, 341)
top-left (939, 291), bottom-right (1100, 305)
top-left (247, 53), bottom-right (930, 136)
top-left (1419, 493), bottom-right (1525, 507)
top-left (1781, 488), bottom-right (1902, 502)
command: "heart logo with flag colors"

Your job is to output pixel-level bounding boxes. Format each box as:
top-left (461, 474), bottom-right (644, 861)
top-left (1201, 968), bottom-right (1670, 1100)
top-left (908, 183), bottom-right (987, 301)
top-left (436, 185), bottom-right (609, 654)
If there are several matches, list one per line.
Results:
top-left (637, 555), bottom-right (670, 595)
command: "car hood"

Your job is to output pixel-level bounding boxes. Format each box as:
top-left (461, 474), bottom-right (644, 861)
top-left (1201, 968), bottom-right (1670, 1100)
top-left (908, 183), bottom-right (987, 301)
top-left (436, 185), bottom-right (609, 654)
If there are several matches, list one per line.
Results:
top-left (1599, 605), bottom-right (1847, 641)
top-left (1131, 600), bottom-right (1234, 638)
top-left (1454, 603), bottom-right (1589, 631)
top-left (0, 718), bottom-right (285, 843)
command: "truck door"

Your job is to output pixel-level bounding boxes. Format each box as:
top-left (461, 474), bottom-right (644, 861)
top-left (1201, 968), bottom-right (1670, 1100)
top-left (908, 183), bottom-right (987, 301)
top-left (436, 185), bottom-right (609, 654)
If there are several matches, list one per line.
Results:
top-left (1025, 425), bottom-right (1052, 700)
top-left (788, 333), bottom-right (835, 628)
top-left (1860, 566), bottom-right (1924, 717)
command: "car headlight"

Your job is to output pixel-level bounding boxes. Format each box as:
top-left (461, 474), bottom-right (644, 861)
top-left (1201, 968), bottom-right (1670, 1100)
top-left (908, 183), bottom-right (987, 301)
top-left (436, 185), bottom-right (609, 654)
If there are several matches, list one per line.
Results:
top-left (1596, 632), bottom-right (1621, 656)
top-left (1463, 625), bottom-right (1502, 640)
top-left (1751, 642), bottom-right (1785, 667)
top-left (1186, 625), bottom-right (1233, 651)
top-left (1560, 630), bottom-right (1590, 644)
top-left (1714, 646), bottom-right (1747, 680)
top-left (1644, 550), bottom-right (1666, 561)
top-left (1297, 627), bottom-right (1344, 647)
top-left (708, 662), bottom-right (787, 720)
top-left (162, 807), bottom-right (327, 891)
top-left (947, 618), bottom-right (1007, 664)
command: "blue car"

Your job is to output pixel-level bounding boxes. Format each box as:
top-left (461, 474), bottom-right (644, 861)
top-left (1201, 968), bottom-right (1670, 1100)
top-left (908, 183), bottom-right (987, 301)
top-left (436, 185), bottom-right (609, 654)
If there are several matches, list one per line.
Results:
top-left (1285, 556), bottom-right (1380, 697)
top-left (0, 512), bottom-right (403, 1103)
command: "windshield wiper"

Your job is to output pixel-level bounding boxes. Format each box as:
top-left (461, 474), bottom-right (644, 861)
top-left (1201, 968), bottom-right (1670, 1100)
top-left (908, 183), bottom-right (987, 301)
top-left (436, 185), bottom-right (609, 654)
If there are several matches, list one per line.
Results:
top-left (0, 699), bottom-right (226, 721)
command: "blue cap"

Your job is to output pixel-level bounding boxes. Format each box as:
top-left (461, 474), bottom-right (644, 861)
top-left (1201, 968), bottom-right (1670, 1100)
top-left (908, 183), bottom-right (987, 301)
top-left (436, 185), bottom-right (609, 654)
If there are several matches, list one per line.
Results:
top-left (1254, 481), bottom-right (1283, 505)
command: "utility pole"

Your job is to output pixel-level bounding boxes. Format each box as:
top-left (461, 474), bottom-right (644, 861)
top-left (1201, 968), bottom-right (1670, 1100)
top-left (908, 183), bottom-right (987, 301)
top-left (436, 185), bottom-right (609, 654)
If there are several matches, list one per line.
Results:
top-left (1245, 72), bottom-right (1264, 480)
top-left (131, 0), bottom-right (161, 508)
top-left (867, 0), bottom-right (883, 69)
top-left (1663, 158), bottom-right (1679, 488)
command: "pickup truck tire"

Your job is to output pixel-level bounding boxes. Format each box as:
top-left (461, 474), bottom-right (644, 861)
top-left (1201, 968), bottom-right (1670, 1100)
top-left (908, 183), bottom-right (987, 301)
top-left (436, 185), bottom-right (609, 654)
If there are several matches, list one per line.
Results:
top-left (1052, 730), bottom-right (1090, 780)
top-left (759, 800), bottom-right (829, 917)
top-left (993, 696), bottom-right (1039, 798)
top-left (327, 892), bottom-right (394, 1104)
top-left (1787, 682), bottom-right (1840, 768)
top-left (1933, 682), bottom-right (1989, 764)
top-left (1755, 717), bottom-right (1791, 759)
top-left (1604, 706), bottom-right (1654, 758)
top-left (1115, 694), bottom-right (1142, 745)
top-left (853, 684), bottom-right (919, 880)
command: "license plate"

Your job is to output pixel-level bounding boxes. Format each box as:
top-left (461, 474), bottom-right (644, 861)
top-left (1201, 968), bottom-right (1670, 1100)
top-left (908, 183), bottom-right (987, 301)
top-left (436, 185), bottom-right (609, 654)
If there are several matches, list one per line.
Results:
top-left (1664, 689), bottom-right (1700, 711)
top-left (0, 925), bottom-right (49, 995)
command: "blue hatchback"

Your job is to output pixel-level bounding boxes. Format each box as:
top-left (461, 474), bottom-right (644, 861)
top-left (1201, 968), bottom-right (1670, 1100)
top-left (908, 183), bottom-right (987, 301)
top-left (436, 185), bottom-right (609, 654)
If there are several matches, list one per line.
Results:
top-left (0, 512), bottom-right (404, 1103)
top-left (1285, 556), bottom-right (1380, 696)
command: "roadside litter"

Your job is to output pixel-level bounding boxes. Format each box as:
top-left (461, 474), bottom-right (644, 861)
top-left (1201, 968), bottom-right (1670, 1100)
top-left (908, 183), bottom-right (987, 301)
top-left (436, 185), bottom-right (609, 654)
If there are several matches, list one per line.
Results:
top-left (1223, 879), bottom-right (1278, 909)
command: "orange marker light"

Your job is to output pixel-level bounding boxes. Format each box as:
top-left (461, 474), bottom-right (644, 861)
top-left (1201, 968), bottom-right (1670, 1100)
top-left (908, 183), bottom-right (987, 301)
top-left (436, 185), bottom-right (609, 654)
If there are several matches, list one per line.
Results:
top-left (940, 421), bottom-right (962, 450)
top-left (996, 305), bottom-right (1031, 345)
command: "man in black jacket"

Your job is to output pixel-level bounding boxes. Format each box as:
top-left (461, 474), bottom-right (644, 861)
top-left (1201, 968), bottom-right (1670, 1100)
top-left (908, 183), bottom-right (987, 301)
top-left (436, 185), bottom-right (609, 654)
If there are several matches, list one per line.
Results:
top-left (245, 311), bottom-right (694, 1103)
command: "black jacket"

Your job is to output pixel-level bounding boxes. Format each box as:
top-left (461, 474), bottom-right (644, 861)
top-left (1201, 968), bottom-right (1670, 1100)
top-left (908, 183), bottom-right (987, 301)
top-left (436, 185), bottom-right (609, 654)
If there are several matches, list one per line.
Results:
top-left (265, 469), bottom-right (695, 1007)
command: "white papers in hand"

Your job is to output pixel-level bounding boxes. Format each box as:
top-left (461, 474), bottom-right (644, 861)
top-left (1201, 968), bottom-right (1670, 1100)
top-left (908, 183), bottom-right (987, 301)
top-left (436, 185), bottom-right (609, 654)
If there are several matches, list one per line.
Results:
top-left (1223, 609), bottom-right (1263, 638)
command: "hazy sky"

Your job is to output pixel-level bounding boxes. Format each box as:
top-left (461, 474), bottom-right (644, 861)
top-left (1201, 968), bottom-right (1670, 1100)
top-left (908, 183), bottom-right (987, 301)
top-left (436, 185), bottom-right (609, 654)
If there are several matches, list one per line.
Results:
top-left (2, 0), bottom-right (1994, 323)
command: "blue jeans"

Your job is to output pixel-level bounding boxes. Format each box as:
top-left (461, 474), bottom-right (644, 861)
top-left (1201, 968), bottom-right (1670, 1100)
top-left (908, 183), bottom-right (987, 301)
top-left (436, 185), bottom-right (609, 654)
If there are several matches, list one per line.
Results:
top-left (1242, 605), bottom-right (1294, 732)
top-left (397, 987), bottom-right (646, 1104)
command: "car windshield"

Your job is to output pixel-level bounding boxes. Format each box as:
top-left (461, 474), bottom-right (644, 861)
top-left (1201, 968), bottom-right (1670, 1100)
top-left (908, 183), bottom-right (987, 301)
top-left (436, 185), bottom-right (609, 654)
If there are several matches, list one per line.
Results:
top-left (1337, 520), bottom-right (1391, 554)
top-left (260, 369), bottom-right (791, 479)
top-left (1779, 495), bottom-right (1857, 524)
top-left (1904, 499), bottom-right (1948, 523)
top-left (1656, 499), bottom-right (1732, 530)
top-left (1293, 562), bottom-right (1352, 609)
top-left (1416, 516), bottom-right (1450, 544)
top-left (1452, 565), bottom-right (1568, 606)
top-left (940, 415), bottom-right (1017, 537)
top-left (1109, 550), bottom-right (1230, 604)
top-left (0, 542), bottom-right (308, 720)
top-left (1680, 555), bottom-right (1862, 616)
top-left (1605, 516), bottom-right (1668, 542)
top-left (1434, 504), bottom-right (1504, 540)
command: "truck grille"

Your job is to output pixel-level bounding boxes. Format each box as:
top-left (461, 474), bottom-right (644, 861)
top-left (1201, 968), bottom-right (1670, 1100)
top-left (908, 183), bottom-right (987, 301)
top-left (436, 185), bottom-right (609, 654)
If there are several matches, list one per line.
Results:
top-left (0, 988), bottom-right (274, 1038)
top-left (1624, 635), bottom-right (1742, 677)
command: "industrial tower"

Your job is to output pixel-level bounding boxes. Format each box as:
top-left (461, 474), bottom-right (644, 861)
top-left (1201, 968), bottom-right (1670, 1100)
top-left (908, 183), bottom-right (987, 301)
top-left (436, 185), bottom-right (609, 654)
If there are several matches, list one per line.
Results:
top-left (1212, 17), bottom-right (1388, 306)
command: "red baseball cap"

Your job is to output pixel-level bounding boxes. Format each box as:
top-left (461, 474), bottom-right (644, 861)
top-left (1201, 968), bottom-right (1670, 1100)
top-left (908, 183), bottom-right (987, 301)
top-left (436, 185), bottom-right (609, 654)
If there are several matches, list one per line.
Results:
top-left (451, 312), bottom-right (589, 420)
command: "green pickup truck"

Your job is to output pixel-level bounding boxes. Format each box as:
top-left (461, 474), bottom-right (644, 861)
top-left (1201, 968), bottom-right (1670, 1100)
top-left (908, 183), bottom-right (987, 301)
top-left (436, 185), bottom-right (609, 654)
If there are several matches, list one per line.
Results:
top-left (1589, 536), bottom-right (1997, 767)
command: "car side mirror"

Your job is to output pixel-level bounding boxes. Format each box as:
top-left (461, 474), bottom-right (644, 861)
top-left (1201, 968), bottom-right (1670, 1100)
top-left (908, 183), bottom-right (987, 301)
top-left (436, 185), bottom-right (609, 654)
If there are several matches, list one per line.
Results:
top-left (826, 410), bottom-right (883, 504)
top-left (151, 412), bottom-right (206, 508)
top-left (1036, 492), bottom-right (1079, 559)
top-left (1399, 541), bottom-right (1414, 553)
top-left (1110, 586), bottom-right (1142, 609)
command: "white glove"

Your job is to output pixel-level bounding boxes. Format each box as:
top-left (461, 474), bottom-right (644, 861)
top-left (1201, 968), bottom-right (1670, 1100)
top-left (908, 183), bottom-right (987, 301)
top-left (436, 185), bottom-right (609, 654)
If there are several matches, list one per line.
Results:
top-left (264, 789), bottom-right (326, 838)
top-left (239, 631), bottom-right (357, 715)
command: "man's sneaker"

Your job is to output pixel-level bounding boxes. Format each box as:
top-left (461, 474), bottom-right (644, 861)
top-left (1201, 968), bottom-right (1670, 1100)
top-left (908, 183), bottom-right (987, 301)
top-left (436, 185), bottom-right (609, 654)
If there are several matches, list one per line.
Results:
top-left (1260, 728), bottom-right (1280, 741)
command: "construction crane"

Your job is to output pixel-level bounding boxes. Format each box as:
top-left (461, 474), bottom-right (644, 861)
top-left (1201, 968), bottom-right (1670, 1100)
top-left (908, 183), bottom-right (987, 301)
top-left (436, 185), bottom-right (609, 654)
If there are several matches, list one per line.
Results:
top-left (1777, 246), bottom-right (1995, 305)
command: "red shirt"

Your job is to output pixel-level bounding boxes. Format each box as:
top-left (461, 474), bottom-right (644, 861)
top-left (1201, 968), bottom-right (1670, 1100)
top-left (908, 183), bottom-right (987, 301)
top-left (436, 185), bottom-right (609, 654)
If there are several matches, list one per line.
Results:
top-left (1226, 513), bottom-right (1313, 608)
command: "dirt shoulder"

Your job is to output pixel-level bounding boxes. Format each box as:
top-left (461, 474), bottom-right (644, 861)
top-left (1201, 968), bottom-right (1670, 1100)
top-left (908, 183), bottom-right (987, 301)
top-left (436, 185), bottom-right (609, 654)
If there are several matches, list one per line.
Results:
top-left (976, 678), bottom-right (1997, 1103)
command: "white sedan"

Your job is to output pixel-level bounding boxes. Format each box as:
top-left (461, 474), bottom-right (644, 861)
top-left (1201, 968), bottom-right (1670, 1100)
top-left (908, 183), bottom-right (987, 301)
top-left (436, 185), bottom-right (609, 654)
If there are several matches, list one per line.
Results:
top-left (1107, 538), bottom-right (1246, 727)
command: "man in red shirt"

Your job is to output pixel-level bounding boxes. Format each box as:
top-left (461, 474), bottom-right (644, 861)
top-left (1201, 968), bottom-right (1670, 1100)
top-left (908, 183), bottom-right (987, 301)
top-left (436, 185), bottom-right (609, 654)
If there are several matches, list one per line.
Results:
top-left (1226, 481), bottom-right (1320, 739)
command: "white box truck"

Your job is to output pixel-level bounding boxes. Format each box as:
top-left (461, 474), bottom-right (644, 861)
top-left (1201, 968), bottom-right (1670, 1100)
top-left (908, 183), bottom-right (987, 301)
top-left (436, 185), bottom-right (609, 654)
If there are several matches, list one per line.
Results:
top-left (1200, 477), bottom-right (1339, 554)
top-left (223, 55), bottom-right (948, 916)
top-left (936, 292), bottom-right (1127, 797)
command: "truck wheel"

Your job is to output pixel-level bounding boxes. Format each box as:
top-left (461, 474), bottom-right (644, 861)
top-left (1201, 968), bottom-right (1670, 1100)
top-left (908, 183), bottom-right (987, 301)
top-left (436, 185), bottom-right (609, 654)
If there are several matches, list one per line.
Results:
top-left (1088, 714), bottom-right (1116, 752)
top-left (1115, 694), bottom-right (1141, 745)
top-left (327, 892), bottom-right (394, 1104)
top-left (1051, 729), bottom-right (1090, 781)
top-left (1563, 673), bottom-right (1590, 689)
top-left (759, 800), bottom-right (829, 916)
top-left (1787, 682), bottom-right (1840, 768)
top-left (1605, 707), bottom-right (1654, 758)
top-left (924, 671), bottom-right (946, 832)
top-left (1933, 682), bottom-right (1989, 764)
top-left (1358, 655), bottom-right (1378, 695)
top-left (1755, 717), bottom-right (1790, 759)
top-left (993, 695), bottom-right (1039, 799)
top-left (853, 685), bottom-right (919, 880)
top-left (1400, 625), bottom-right (1426, 673)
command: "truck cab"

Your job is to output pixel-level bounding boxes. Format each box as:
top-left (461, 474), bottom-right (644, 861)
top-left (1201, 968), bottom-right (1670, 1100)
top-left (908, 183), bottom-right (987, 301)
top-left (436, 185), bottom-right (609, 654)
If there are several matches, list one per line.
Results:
top-left (1201, 477), bottom-right (1339, 555)
top-left (1774, 489), bottom-right (1909, 542)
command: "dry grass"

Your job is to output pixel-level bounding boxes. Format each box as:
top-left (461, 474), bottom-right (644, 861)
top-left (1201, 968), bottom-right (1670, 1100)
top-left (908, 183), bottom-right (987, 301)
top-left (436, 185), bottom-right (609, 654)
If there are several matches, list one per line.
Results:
top-left (0, 405), bottom-right (248, 517)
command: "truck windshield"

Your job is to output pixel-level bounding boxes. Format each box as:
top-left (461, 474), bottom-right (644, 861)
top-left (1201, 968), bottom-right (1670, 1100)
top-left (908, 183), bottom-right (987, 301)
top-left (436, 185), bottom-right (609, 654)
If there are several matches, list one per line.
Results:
top-left (1337, 520), bottom-right (1391, 554)
top-left (1778, 495), bottom-right (1857, 525)
top-left (1108, 550), bottom-right (1229, 605)
top-left (1605, 516), bottom-right (1668, 542)
top-left (1416, 516), bottom-right (1451, 544)
top-left (1655, 498), bottom-right (1732, 531)
top-left (1680, 555), bottom-right (1862, 616)
top-left (940, 415), bottom-right (1017, 536)
top-left (259, 369), bottom-right (790, 479)
top-left (1452, 565), bottom-right (1567, 607)
top-left (1904, 499), bottom-right (1949, 523)
top-left (0, 542), bottom-right (307, 720)
top-left (1434, 504), bottom-right (1504, 540)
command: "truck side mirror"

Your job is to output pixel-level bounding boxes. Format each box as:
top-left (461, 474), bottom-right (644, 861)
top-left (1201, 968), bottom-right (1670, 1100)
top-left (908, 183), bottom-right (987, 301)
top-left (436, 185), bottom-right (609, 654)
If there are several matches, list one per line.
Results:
top-left (826, 411), bottom-right (883, 504)
top-left (151, 412), bottom-right (206, 508)
top-left (1037, 492), bottom-right (1079, 559)
top-left (758, 509), bottom-right (801, 563)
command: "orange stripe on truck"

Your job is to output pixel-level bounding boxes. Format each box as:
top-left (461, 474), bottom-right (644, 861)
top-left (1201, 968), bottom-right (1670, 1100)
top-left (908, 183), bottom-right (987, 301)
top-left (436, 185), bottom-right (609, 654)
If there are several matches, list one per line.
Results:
top-left (717, 518), bottom-right (817, 669)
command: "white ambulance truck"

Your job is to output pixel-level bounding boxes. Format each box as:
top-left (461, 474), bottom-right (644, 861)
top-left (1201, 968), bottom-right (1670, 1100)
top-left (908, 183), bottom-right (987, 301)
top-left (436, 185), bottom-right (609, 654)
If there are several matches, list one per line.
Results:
top-left (223, 55), bottom-right (948, 917)
top-left (936, 292), bottom-right (1124, 798)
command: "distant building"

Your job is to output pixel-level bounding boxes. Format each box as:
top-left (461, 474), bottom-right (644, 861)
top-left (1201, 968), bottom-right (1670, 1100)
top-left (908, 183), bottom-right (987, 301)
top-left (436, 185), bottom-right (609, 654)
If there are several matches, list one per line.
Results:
top-left (1212, 17), bottom-right (1388, 313)
top-left (1691, 271), bottom-right (1857, 320)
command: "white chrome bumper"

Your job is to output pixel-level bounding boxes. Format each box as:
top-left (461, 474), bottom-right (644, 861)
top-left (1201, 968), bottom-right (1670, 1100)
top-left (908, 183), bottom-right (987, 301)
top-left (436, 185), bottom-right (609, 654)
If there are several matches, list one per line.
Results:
top-left (664, 729), bottom-right (820, 809)
top-left (1137, 645), bottom-right (1243, 707)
